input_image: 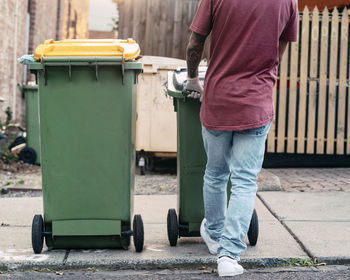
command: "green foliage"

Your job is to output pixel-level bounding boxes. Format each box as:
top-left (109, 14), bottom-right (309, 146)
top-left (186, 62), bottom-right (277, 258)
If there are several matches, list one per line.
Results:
top-left (0, 107), bottom-right (13, 129)
top-left (281, 258), bottom-right (326, 267)
top-left (0, 106), bottom-right (20, 165)
top-left (0, 152), bottom-right (18, 164)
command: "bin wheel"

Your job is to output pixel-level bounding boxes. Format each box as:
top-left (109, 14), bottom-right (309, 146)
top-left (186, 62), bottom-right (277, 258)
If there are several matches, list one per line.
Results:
top-left (167, 209), bottom-right (178, 246)
top-left (247, 209), bottom-right (259, 246)
top-left (32, 214), bottom-right (44, 254)
top-left (133, 214), bottom-right (144, 252)
top-left (19, 147), bottom-right (37, 165)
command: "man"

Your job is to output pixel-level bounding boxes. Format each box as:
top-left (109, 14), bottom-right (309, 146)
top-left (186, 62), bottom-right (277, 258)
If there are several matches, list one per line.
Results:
top-left (185, 0), bottom-right (298, 277)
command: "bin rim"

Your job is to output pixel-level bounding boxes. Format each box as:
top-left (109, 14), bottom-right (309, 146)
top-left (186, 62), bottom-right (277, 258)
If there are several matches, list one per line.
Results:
top-left (29, 58), bottom-right (142, 70)
top-left (167, 71), bottom-right (186, 99)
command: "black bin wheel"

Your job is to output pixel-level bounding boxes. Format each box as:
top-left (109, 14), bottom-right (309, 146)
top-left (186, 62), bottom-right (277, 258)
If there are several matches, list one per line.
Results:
top-left (167, 209), bottom-right (178, 246)
top-left (32, 214), bottom-right (44, 254)
top-left (19, 146), bottom-right (37, 165)
top-left (247, 208), bottom-right (259, 246)
top-left (133, 214), bottom-right (144, 252)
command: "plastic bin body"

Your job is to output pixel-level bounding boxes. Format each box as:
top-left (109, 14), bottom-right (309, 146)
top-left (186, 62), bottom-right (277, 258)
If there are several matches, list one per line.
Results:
top-left (30, 57), bottom-right (141, 250)
top-left (136, 56), bottom-right (187, 155)
top-left (23, 85), bottom-right (41, 165)
top-left (176, 98), bottom-right (206, 236)
top-left (167, 68), bottom-right (209, 236)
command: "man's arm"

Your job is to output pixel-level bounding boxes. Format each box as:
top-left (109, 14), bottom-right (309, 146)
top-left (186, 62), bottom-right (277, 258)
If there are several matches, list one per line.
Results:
top-left (186, 31), bottom-right (207, 78)
top-left (278, 39), bottom-right (288, 63)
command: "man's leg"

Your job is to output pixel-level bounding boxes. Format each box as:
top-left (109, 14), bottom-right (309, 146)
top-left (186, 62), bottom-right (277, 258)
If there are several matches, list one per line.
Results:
top-left (218, 122), bottom-right (271, 259)
top-left (201, 126), bottom-right (232, 243)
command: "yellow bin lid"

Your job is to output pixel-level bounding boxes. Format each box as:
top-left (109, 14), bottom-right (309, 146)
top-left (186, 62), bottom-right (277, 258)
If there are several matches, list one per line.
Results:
top-left (34, 38), bottom-right (140, 62)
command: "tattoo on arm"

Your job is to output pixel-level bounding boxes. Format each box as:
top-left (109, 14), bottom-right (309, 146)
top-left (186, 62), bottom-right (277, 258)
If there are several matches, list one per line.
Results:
top-left (186, 32), bottom-right (207, 78)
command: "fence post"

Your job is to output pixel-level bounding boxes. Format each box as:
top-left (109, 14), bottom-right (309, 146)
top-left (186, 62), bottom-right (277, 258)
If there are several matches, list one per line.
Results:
top-left (307, 7), bottom-right (319, 154)
top-left (327, 8), bottom-right (339, 154)
top-left (297, 7), bottom-right (310, 154)
top-left (337, 8), bottom-right (348, 155)
top-left (277, 48), bottom-right (289, 153)
top-left (317, 7), bottom-right (329, 154)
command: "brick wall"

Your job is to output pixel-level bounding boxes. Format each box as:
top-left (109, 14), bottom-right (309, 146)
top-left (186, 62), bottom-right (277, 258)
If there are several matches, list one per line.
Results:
top-left (0, 0), bottom-right (28, 125)
top-left (28, 0), bottom-right (61, 55)
top-left (0, 0), bottom-right (89, 125)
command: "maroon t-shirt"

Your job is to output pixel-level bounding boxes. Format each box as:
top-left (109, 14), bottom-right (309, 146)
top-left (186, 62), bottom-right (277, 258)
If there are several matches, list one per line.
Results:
top-left (190, 0), bottom-right (298, 130)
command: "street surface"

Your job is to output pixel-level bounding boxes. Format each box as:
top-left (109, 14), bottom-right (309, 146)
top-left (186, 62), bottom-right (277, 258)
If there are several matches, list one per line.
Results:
top-left (1, 266), bottom-right (350, 279)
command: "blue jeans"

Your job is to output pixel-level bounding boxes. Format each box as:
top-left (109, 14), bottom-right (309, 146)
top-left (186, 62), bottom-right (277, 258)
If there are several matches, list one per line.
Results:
top-left (201, 122), bottom-right (271, 259)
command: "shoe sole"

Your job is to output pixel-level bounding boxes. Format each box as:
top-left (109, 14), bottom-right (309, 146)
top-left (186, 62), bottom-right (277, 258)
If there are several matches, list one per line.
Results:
top-left (218, 270), bottom-right (244, 277)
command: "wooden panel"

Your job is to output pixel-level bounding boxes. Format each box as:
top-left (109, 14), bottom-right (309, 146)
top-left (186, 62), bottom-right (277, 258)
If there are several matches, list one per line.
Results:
top-left (326, 8), bottom-right (339, 154)
top-left (307, 7), bottom-right (319, 154)
top-left (337, 8), bottom-right (348, 155)
top-left (144, 0), bottom-right (155, 55)
top-left (118, 1), bottom-right (125, 38)
top-left (172, 0), bottom-right (183, 58)
top-left (158, 0), bottom-right (168, 56)
top-left (152, 0), bottom-right (161, 55)
top-left (287, 40), bottom-right (299, 153)
top-left (118, 0), bottom-right (201, 59)
top-left (297, 7), bottom-right (310, 153)
top-left (166, 0), bottom-right (176, 56)
top-left (317, 8), bottom-right (329, 154)
top-left (123, 0), bottom-right (133, 38)
top-left (277, 49), bottom-right (289, 153)
top-left (267, 86), bottom-right (277, 153)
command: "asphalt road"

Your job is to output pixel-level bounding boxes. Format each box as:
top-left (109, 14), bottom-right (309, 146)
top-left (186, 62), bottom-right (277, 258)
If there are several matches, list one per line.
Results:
top-left (1, 266), bottom-right (349, 279)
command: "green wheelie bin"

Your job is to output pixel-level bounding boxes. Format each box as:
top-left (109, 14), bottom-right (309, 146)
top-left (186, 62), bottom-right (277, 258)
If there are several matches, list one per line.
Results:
top-left (166, 67), bottom-right (259, 247)
top-left (29, 39), bottom-right (144, 253)
top-left (17, 84), bottom-right (40, 165)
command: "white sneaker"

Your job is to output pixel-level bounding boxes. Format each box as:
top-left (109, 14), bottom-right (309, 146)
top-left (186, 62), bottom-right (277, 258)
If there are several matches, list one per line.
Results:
top-left (217, 256), bottom-right (244, 277)
top-left (200, 218), bottom-right (219, 255)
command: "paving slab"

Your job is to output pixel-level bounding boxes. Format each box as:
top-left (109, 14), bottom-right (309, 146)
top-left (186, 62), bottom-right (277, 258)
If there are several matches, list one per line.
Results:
top-left (267, 168), bottom-right (350, 192)
top-left (258, 192), bottom-right (350, 262)
top-left (0, 197), bottom-right (42, 226)
top-left (0, 227), bottom-right (66, 270)
top-left (0, 195), bottom-right (307, 270)
top-left (66, 195), bottom-right (306, 269)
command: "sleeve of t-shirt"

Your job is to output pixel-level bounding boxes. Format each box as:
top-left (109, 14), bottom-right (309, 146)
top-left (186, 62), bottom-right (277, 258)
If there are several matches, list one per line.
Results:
top-left (280, 0), bottom-right (299, 42)
top-left (190, 0), bottom-right (212, 36)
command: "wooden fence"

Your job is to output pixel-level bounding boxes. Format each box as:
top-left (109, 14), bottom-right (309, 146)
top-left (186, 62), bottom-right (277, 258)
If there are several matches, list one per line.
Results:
top-left (267, 7), bottom-right (350, 155)
top-left (118, 0), bottom-right (210, 59)
top-left (119, 2), bottom-right (350, 156)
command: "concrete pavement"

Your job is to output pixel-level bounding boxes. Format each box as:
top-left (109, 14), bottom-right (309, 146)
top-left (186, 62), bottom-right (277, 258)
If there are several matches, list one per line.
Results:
top-left (0, 195), bottom-right (307, 270)
top-left (258, 192), bottom-right (350, 263)
top-left (1, 168), bottom-right (349, 271)
top-left (2, 190), bottom-right (349, 271)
